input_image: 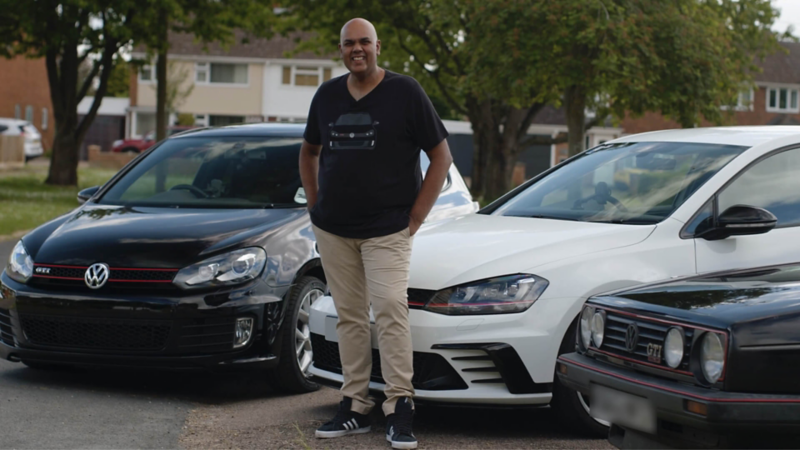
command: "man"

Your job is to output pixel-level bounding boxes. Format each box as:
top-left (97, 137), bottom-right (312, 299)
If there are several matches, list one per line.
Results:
top-left (299, 17), bottom-right (452, 450)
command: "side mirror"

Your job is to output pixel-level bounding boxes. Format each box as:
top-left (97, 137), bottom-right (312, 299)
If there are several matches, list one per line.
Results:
top-left (699, 205), bottom-right (777, 241)
top-left (77, 186), bottom-right (100, 204)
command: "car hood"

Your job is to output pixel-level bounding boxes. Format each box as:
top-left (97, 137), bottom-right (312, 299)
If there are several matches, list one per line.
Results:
top-left (409, 214), bottom-right (655, 289)
top-left (28, 204), bottom-right (306, 269)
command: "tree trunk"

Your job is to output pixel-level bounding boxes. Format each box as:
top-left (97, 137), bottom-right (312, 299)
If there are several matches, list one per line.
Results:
top-left (45, 44), bottom-right (80, 186)
top-left (47, 122), bottom-right (80, 186)
top-left (564, 85), bottom-right (587, 158)
top-left (155, 7), bottom-right (169, 192)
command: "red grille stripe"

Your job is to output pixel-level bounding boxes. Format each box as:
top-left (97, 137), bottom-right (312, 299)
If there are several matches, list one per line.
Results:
top-left (35, 264), bottom-right (178, 271)
top-left (32, 275), bottom-right (84, 281)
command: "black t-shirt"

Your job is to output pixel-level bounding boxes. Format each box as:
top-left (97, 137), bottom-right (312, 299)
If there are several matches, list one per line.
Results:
top-left (304, 70), bottom-right (448, 239)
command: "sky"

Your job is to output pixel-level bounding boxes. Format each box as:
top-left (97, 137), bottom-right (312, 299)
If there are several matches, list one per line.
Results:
top-left (772, 0), bottom-right (800, 37)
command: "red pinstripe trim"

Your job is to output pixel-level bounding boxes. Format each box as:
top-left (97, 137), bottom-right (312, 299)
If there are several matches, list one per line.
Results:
top-left (107, 279), bottom-right (173, 283)
top-left (31, 275), bottom-right (84, 281)
top-left (592, 305), bottom-right (729, 381)
top-left (559, 356), bottom-right (800, 404)
top-left (34, 264), bottom-right (87, 269)
top-left (35, 264), bottom-right (178, 272)
top-left (408, 302), bottom-right (426, 306)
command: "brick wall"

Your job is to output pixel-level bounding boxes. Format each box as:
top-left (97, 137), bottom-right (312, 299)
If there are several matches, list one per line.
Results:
top-left (0, 57), bottom-right (55, 151)
top-left (621, 87), bottom-right (800, 134)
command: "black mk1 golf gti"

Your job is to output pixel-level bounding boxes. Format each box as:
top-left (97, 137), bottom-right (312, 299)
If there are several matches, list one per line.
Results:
top-left (1, 123), bottom-right (475, 391)
top-left (556, 263), bottom-right (800, 449)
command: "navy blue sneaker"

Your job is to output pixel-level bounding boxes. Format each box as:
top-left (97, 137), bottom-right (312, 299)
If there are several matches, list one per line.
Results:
top-left (315, 397), bottom-right (371, 438)
top-left (385, 397), bottom-right (417, 449)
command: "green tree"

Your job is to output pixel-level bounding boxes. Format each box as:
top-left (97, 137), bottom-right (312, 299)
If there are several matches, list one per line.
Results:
top-left (277, 0), bottom-right (784, 201)
top-left (106, 58), bottom-right (130, 98)
top-left (0, 0), bottom-right (140, 185)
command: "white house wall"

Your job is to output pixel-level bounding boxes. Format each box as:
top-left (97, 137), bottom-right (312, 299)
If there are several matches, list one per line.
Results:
top-left (262, 61), bottom-right (348, 120)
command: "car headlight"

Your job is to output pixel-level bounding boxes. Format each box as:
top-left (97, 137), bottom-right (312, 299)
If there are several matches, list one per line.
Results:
top-left (6, 240), bottom-right (34, 283)
top-left (664, 327), bottom-right (685, 369)
top-left (423, 274), bottom-right (548, 315)
top-left (173, 247), bottom-right (266, 289)
top-left (591, 310), bottom-right (606, 348)
top-left (579, 306), bottom-right (594, 349)
top-left (700, 332), bottom-right (725, 383)
top-left (112, 139), bottom-right (123, 148)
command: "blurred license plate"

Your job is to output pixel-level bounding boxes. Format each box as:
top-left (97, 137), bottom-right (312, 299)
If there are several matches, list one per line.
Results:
top-left (590, 384), bottom-right (656, 434)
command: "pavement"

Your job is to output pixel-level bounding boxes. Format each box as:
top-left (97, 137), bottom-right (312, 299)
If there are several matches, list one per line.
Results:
top-left (0, 237), bottom-right (611, 449)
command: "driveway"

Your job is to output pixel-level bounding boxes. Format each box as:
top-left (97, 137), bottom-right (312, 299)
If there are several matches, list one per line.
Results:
top-left (0, 238), bottom-right (610, 449)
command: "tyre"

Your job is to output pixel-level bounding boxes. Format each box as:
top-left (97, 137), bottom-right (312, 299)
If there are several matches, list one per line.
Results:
top-left (551, 316), bottom-right (609, 438)
top-left (269, 275), bottom-right (325, 393)
top-left (121, 147), bottom-right (140, 154)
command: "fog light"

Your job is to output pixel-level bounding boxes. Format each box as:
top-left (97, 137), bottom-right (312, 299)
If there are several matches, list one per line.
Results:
top-left (558, 363), bottom-right (568, 375)
top-left (233, 317), bottom-right (254, 348)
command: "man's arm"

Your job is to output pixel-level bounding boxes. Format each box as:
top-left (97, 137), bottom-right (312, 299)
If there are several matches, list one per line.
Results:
top-left (299, 139), bottom-right (323, 210)
top-left (409, 139), bottom-right (454, 235)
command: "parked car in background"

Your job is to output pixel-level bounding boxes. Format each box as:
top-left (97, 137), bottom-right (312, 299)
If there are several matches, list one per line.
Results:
top-left (1, 123), bottom-right (477, 394)
top-left (557, 263), bottom-right (800, 449)
top-left (0, 118), bottom-right (44, 161)
top-left (111, 125), bottom-right (196, 153)
top-left (309, 126), bottom-right (800, 437)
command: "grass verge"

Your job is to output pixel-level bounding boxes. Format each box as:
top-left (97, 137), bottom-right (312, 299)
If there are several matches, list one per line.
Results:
top-left (0, 165), bottom-right (118, 237)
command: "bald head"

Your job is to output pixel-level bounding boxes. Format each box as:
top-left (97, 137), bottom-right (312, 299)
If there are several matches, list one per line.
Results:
top-left (340, 18), bottom-right (378, 43)
top-left (339, 18), bottom-right (381, 77)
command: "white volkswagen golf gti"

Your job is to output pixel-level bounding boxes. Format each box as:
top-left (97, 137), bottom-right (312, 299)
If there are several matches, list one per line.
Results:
top-left (308, 126), bottom-right (800, 435)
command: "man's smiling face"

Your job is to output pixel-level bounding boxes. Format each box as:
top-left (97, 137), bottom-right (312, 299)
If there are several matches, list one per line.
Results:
top-left (339, 18), bottom-right (381, 77)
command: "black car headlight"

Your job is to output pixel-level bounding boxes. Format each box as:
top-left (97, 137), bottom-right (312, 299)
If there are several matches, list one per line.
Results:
top-left (699, 332), bottom-right (726, 384)
top-left (6, 240), bottom-right (34, 283)
top-left (173, 247), bottom-right (267, 289)
top-left (423, 274), bottom-right (548, 315)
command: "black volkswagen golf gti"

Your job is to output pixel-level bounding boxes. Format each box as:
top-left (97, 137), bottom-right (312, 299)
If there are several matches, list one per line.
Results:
top-left (557, 263), bottom-right (800, 449)
top-left (1, 124), bottom-right (367, 392)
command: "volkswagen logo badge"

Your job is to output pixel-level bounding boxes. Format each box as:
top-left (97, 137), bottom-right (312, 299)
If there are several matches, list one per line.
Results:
top-left (84, 263), bottom-right (110, 289)
top-left (625, 323), bottom-right (639, 353)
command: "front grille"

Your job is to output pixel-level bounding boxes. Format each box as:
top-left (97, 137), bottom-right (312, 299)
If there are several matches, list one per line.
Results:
top-left (407, 288), bottom-right (435, 308)
top-left (598, 310), bottom-right (694, 373)
top-left (177, 317), bottom-right (236, 354)
top-left (20, 314), bottom-right (171, 351)
top-left (30, 265), bottom-right (178, 291)
top-left (311, 333), bottom-right (467, 390)
top-left (0, 308), bottom-right (15, 346)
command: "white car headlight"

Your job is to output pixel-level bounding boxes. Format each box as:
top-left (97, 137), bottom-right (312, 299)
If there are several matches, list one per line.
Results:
top-left (579, 306), bottom-right (594, 349)
top-left (423, 274), bottom-right (548, 315)
top-left (591, 310), bottom-right (606, 348)
top-left (112, 139), bottom-right (123, 148)
top-left (7, 240), bottom-right (34, 283)
top-left (664, 327), bottom-right (685, 369)
top-left (700, 332), bottom-right (726, 383)
top-left (173, 247), bottom-right (266, 289)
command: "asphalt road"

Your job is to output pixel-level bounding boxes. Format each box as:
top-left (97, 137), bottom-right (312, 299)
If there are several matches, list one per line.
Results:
top-left (0, 238), bottom-right (610, 449)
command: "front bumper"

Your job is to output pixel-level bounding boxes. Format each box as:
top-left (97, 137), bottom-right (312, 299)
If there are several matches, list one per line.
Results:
top-left (557, 352), bottom-right (800, 448)
top-left (308, 295), bottom-right (555, 406)
top-left (0, 271), bottom-right (289, 371)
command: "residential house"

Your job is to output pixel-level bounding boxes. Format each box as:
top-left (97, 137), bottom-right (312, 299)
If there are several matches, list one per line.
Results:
top-left (0, 57), bottom-right (56, 151)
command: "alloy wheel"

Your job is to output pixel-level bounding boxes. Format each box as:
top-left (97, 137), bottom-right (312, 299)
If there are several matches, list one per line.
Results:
top-left (296, 288), bottom-right (324, 376)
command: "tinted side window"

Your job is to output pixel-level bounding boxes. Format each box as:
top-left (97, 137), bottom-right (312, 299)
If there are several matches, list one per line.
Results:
top-left (719, 147), bottom-right (800, 227)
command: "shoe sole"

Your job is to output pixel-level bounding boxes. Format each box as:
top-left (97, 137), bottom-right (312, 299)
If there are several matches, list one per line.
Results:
top-left (386, 433), bottom-right (418, 449)
top-left (315, 426), bottom-right (371, 439)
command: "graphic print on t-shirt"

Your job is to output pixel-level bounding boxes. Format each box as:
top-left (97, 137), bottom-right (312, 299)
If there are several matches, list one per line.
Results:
top-left (328, 112), bottom-right (378, 150)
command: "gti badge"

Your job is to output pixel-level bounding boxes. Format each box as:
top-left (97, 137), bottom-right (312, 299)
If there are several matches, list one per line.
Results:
top-left (84, 263), bottom-right (110, 289)
top-left (647, 343), bottom-right (663, 363)
top-left (625, 323), bottom-right (639, 353)
top-left (35, 267), bottom-right (51, 274)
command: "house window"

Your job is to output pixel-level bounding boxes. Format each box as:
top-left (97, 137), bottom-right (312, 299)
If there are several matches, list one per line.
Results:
top-left (281, 66), bottom-right (333, 86)
top-left (135, 112), bottom-right (156, 137)
top-left (767, 87), bottom-right (800, 113)
top-left (139, 64), bottom-right (154, 82)
top-left (209, 63), bottom-right (248, 84)
top-left (14, 104), bottom-right (20, 119)
top-left (25, 106), bottom-right (33, 122)
top-left (209, 115), bottom-right (245, 126)
top-left (42, 108), bottom-right (48, 130)
top-left (195, 63), bottom-right (208, 83)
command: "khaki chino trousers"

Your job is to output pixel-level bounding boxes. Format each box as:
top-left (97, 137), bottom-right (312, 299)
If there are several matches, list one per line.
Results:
top-left (312, 224), bottom-right (415, 416)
